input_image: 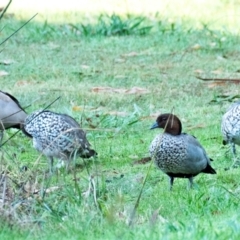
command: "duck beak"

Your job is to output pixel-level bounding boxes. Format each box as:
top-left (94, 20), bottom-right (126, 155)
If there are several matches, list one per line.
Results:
top-left (150, 122), bottom-right (158, 130)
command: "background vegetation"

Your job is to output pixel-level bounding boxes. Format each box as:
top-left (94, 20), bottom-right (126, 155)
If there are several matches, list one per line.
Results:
top-left (0, 0), bottom-right (240, 239)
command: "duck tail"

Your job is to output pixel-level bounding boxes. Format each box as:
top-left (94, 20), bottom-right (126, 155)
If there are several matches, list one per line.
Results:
top-left (202, 163), bottom-right (216, 174)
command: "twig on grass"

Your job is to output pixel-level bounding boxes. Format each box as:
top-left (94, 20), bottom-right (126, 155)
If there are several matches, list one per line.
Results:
top-left (196, 76), bottom-right (240, 83)
top-left (0, 13), bottom-right (38, 47)
top-left (0, 0), bottom-right (12, 22)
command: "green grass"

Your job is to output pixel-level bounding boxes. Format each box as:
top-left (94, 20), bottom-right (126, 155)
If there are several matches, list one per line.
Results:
top-left (1, 1), bottom-right (240, 239)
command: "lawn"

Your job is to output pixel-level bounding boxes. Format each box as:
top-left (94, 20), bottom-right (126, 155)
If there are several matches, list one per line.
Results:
top-left (1, 0), bottom-right (240, 239)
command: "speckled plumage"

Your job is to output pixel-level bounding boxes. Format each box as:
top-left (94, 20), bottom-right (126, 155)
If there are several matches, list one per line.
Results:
top-left (150, 113), bottom-right (216, 189)
top-left (0, 91), bottom-right (27, 142)
top-left (221, 101), bottom-right (240, 157)
top-left (23, 110), bottom-right (96, 172)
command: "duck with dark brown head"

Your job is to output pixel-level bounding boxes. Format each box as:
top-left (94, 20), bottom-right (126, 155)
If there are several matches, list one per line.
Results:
top-left (150, 113), bottom-right (216, 190)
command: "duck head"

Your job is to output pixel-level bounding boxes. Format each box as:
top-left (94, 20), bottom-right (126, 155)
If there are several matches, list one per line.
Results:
top-left (150, 113), bottom-right (182, 135)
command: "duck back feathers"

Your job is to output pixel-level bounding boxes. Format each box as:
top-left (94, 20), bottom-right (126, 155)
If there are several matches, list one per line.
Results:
top-left (23, 110), bottom-right (97, 160)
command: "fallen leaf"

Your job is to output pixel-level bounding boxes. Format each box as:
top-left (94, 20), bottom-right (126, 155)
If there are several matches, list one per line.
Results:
top-left (207, 82), bottom-right (227, 88)
top-left (92, 87), bottom-right (119, 93)
top-left (211, 69), bottom-right (223, 75)
top-left (149, 208), bottom-right (160, 226)
top-left (71, 105), bottom-right (104, 112)
top-left (121, 52), bottom-right (138, 57)
top-left (114, 58), bottom-right (125, 63)
top-left (114, 75), bottom-right (126, 79)
top-left (0, 70), bottom-right (8, 76)
top-left (125, 87), bottom-right (150, 94)
top-left (0, 59), bottom-right (14, 65)
top-left (209, 42), bottom-right (216, 47)
top-left (14, 80), bottom-right (33, 86)
top-left (47, 43), bottom-right (60, 50)
top-left (45, 186), bottom-right (61, 193)
top-left (32, 186), bottom-right (61, 194)
top-left (107, 111), bottom-right (128, 116)
top-left (217, 56), bottom-right (226, 61)
top-left (191, 44), bottom-right (201, 50)
top-left (80, 65), bottom-right (90, 69)
top-left (194, 69), bottom-right (204, 74)
top-left (133, 157), bottom-right (152, 165)
top-left (72, 106), bottom-right (82, 111)
top-left (91, 86), bottom-right (150, 94)
top-left (196, 76), bottom-right (240, 88)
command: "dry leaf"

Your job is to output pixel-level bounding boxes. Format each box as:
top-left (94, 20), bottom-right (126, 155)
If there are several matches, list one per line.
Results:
top-left (31, 186), bottom-right (61, 195)
top-left (194, 69), bottom-right (204, 74)
top-left (133, 157), bottom-right (152, 165)
top-left (45, 186), bottom-right (61, 193)
top-left (211, 69), bottom-right (223, 75)
top-left (80, 65), bottom-right (90, 69)
top-left (121, 52), bottom-right (138, 57)
top-left (114, 75), bottom-right (126, 79)
top-left (97, 87), bottom-right (122, 93)
top-left (14, 80), bottom-right (33, 86)
top-left (149, 208), bottom-right (160, 226)
top-left (72, 105), bottom-right (104, 112)
top-left (107, 111), bottom-right (128, 116)
top-left (48, 43), bottom-right (60, 49)
top-left (209, 42), bottom-right (216, 47)
top-left (0, 59), bottom-right (14, 65)
top-left (114, 58), bottom-right (125, 63)
top-left (0, 70), bottom-right (8, 76)
top-left (72, 106), bottom-right (82, 111)
top-left (196, 76), bottom-right (240, 82)
top-left (207, 82), bottom-right (227, 88)
top-left (125, 87), bottom-right (150, 94)
top-left (91, 86), bottom-right (150, 95)
top-left (191, 44), bottom-right (201, 50)
top-left (217, 56), bottom-right (225, 61)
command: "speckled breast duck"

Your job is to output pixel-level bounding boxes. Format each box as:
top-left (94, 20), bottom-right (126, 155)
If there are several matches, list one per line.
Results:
top-left (23, 110), bottom-right (97, 172)
top-left (221, 101), bottom-right (240, 162)
top-left (149, 113), bottom-right (216, 189)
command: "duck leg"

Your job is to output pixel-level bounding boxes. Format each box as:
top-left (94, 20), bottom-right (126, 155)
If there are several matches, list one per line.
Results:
top-left (188, 177), bottom-right (194, 188)
top-left (169, 176), bottom-right (174, 190)
top-left (0, 131), bottom-right (3, 145)
top-left (231, 143), bottom-right (240, 168)
top-left (48, 156), bottom-right (54, 174)
top-left (65, 160), bottom-right (71, 173)
top-left (232, 142), bottom-right (236, 155)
